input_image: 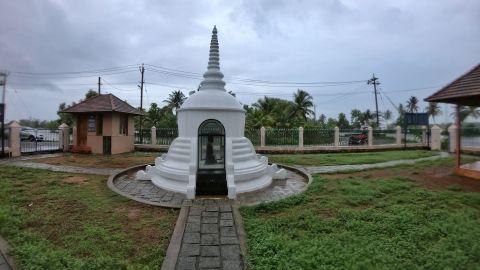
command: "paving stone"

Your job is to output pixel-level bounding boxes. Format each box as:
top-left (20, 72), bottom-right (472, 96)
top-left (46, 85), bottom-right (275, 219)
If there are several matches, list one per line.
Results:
top-left (220, 205), bottom-right (232, 212)
top-left (202, 211), bottom-right (218, 217)
top-left (221, 245), bottom-right (241, 260)
top-left (198, 256), bottom-right (221, 269)
top-left (200, 245), bottom-right (220, 257)
top-left (202, 216), bottom-right (218, 224)
top-left (180, 243), bottom-right (200, 257)
top-left (222, 259), bottom-right (243, 270)
top-left (220, 219), bottom-right (234, 227)
top-left (220, 236), bottom-right (239, 245)
top-left (205, 206), bottom-right (219, 212)
top-left (185, 222), bottom-right (201, 233)
top-left (176, 256), bottom-right (196, 270)
top-left (201, 223), bottom-right (219, 234)
top-left (183, 232), bottom-right (200, 244)
top-left (201, 234), bottom-right (219, 245)
top-left (189, 207), bottom-right (204, 216)
top-left (187, 215), bottom-right (201, 223)
top-left (220, 226), bottom-right (237, 237)
top-left (220, 212), bottom-right (233, 220)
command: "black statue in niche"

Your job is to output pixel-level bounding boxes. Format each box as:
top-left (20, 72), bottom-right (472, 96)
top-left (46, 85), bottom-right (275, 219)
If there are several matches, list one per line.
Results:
top-left (205, 135), bottom-right (217, 164)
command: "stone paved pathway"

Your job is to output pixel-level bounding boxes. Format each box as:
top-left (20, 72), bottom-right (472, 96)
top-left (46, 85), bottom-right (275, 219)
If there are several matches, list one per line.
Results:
top-left (304, 153), bottom-right (447, 174)
top-left (174, 200), bottom-right (244, 270)
top-left (112, 168), bottom-right (309, 208)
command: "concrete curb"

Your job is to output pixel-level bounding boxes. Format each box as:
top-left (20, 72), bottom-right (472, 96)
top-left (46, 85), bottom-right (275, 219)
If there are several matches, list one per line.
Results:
top-left (232, 205), bottom-right (248, 269)
top-left (161, 205), bottom-right (189, 270)
top-left (0, 235), bottom-right (17, 270)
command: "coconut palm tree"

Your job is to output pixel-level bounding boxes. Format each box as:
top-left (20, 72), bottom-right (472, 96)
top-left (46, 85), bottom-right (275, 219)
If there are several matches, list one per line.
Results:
top-left (292, 89), bottom-right (314, 120)
top-left (163, 90), bottom-right (186, 117)
top-left (450, 106), bottom-right (480, 122)
top-left (426, 102), bottom-right (441, 123)
top-left (406, 96), bottom-right (419, 113)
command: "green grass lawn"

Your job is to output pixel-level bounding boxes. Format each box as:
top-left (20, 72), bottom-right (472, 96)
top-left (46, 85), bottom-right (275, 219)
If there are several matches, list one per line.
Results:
top-left (0, 166), bottom-right (178, 269)
top-left (241, 158), bottom-right (480, 269)
top-left (267, 150), bottom-right (437, 166)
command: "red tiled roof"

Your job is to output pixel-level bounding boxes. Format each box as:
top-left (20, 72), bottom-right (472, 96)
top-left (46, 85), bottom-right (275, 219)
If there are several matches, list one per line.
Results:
top-left (61, 93), bottom-right (143, 115)
top-left (425, 63), bottom-right (480, 106)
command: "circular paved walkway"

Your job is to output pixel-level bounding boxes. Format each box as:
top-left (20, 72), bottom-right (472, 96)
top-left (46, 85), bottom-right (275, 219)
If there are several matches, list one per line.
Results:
top-left (110, 167), bottom-right (310, 208)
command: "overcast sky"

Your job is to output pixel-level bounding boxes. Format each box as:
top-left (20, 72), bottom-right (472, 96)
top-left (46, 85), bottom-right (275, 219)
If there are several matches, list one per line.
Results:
top-left (1, 0), bottom-right (479, 124)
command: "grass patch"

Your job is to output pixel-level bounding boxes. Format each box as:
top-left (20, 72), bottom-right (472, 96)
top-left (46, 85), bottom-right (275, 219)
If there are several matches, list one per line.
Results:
top-left (0, 165), bottom-right (178, 269)
top-left (267, 150), bottom-right (437, 166)
top-left (241, 160), bottom-right (480, 269)
top-left (30, 152), bottom-right (157, 168)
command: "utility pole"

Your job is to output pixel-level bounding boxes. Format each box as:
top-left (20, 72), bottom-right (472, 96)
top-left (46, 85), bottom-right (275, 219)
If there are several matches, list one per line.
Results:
top-left (138, 64), bottom-right (145, 143)
top-left (367, 73), bottom-right (380, 128)
top-left (98, 77), bottom-right (102, 94)
top-left (0, 71), bottom-right (8, 156)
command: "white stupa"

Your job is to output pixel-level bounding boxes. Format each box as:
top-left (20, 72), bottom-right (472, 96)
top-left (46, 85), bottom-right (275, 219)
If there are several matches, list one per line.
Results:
top-left (139, 26), bottom-right (282, 199)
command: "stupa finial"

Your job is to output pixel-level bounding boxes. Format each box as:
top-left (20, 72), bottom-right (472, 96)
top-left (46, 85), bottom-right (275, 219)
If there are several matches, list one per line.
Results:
top-left (199, 26), bottom-right (226, 91)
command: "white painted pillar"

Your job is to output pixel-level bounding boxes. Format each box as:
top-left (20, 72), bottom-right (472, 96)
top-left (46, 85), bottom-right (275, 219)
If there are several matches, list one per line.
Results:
top-left (151, 126), bottom-right (156, 145)
top-left (334, 126), bottom-right (340, 149)
top-left (72, 126), bottom-right (77, 146)
top-left (448, 124), bottom-right (457, 153)
top-left (395, 126), bottom-right (402, 146)
top-left (298, 127), bottom-right (304, 148)
top-left (260, 127), bottom-right (265, 147)
top-left (368, 126), bottom-right (373, 147)
top-left (8, 121), bottom-right (21, 157)
top-left (430, 125), bottom-right (441, 150)
top-left (58, 123), bottom-right (69, 152)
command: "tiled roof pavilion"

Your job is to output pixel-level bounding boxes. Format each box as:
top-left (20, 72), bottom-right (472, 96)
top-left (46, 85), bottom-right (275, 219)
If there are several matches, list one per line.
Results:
top-left (425, 63), bottom-right (480, 106)
top-left (61, 93), bottom-right (143, 115)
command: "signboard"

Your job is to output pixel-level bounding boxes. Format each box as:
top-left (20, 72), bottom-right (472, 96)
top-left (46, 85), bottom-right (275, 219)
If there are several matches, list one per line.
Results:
top-left (88, 115), bottom-right (96, 132)
top-left (0, 103), bottom-right (4, 122)
top-left (404, 113), bottom-right (429, 126)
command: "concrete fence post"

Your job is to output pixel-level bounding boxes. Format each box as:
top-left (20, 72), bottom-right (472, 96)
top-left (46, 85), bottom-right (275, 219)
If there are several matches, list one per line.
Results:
top-left (8, 121), bottom-right (21, 157)
top-left (448, 124), bottom-right (457, 153)
top-left (368, 126), bottom-right (373, 147)
top-left (151, 126), bottom-right (157, 145)
top-left (334, 126), bottom-right (340, 149)
top-left (260, 126), bottom-right (265, 147)
top-left (298, 127), bottom-right (304, 148)
top-left (395, 126), bottom-right (402, 146)
top-left (422, 126), bottom-right (428, 145)
top-left (430, 125), bottom-right (441, 150)
top-left (58, 123), bottom-right (69, 152)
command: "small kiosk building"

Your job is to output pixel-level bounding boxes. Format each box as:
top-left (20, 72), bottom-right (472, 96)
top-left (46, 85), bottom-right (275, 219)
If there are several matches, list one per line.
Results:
top-left (61, 93), bottom-right (142, 154)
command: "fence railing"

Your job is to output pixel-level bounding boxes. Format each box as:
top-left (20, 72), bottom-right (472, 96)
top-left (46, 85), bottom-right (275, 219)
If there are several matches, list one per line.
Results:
top-left (304, 129), bottom-right (335, 146)
top-left (245, 129), bottom-right (260, 146)
top-left (156, 128), bottom-right (178, 145)
top-left (265, 128), bottom-right (298, 146)
top-left (135, 127), bottom-right (433, 148)
top-left (461, 128), bottom-right (480, 148)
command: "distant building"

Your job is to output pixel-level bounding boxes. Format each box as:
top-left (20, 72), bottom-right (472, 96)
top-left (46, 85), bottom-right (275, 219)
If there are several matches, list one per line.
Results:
top-left (61, 93), bottom-right (142, 154)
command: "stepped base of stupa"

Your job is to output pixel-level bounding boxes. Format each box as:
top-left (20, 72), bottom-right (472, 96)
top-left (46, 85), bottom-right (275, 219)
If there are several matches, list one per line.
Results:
top-left (141, 136), bottom-right (275, 199)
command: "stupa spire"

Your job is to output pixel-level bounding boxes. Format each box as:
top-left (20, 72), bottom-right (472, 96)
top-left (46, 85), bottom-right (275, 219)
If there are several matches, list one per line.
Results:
top-left (199, 25), bottom-right (226, 91)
